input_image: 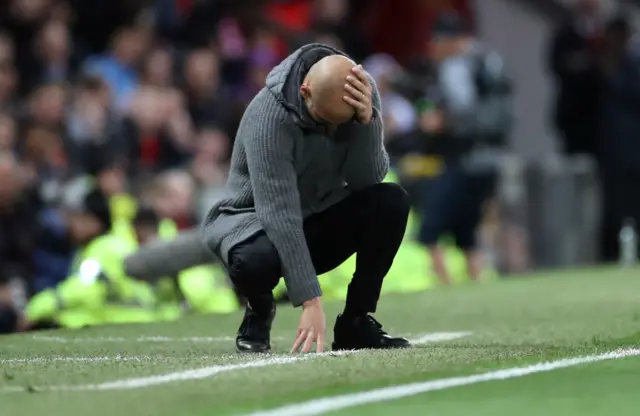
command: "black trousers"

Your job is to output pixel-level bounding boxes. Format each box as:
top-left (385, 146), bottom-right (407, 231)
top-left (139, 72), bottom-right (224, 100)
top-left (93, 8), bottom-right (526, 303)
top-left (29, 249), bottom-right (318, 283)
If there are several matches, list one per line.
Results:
top-left (418, 167), bottom-right (497, 250)
top-left (227, 182), bottom-right (410, 313)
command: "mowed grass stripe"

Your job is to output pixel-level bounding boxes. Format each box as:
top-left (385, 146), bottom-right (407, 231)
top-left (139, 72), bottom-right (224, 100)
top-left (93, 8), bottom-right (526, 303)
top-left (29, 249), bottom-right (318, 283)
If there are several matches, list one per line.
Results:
top-left (0, 332), bottom-right (471, 392)
top-left (0, 351), bottom-right (355, 392)
top-left (245, 348), bottom-right (640, 416)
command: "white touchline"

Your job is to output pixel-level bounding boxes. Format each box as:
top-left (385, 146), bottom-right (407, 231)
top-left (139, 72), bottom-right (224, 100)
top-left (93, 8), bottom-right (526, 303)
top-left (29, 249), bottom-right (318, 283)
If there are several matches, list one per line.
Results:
top-left (0, 355), bottom-right (233, 364)
top-left (408, 332), bottom-right (472, 345)
top-left (244, 348), bottom-right (640, 416)
top-left (0, 351), bottom-right (356, 393)
top-left (63, 356), bottom-right (310, 391)
top-left (0, 331), bottom-right (473, 393)
top-left (0, 356), bottom-right (155, 364)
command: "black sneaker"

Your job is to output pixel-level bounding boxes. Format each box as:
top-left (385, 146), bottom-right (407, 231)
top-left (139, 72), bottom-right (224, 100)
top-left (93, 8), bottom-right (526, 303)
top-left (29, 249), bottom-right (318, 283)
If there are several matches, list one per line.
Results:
top-left (332, 314), bottom-right (410, 351)
top-left (235, 303), bottom-right (276, 353)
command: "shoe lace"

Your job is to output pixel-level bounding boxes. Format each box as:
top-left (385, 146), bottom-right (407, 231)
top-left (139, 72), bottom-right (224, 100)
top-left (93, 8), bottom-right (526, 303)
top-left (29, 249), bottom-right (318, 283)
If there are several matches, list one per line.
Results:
top-left (364, 315), bottom-right (388, 335)
top-left (241, 309), bottom-right (270, 340)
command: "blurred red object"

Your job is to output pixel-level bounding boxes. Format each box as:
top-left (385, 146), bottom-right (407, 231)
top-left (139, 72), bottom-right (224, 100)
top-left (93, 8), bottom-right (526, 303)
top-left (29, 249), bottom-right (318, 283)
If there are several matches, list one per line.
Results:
top-left (368, 0), bottom-right (475, 65)
top-left (267, 0), bottom-right (313, 32)
top-left (175, 0), bottom-right (194, 18)
top-left (267, 0), bottom-right (313, 57)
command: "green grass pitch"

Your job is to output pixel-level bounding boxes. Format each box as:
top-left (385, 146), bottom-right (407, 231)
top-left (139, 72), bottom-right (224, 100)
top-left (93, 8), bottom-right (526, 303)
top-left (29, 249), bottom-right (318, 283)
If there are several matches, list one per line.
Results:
top-left (2, 266), bottom-right (640, 415)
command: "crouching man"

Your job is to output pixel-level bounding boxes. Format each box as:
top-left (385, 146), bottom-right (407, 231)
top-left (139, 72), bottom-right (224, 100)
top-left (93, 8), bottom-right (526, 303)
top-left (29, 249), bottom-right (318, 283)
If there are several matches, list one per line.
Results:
top-left (202, 43), bottom-right (411, 353)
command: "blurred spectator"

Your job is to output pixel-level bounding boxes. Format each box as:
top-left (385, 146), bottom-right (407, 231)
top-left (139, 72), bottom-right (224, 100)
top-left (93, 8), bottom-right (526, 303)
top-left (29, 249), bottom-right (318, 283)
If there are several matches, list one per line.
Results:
top-left (191, 126), bottom-right (231, 220)
top-left (311, 0), bottom-right (371, 61)
top-left (83, 150), bottom-right (131, 211)
top-left (182, 48), bottom-right (231, 127)
top-left (122, 85), bottom-right (194, 174)
top-left (216, 17), bottom-right (249, 87)
top-left (0, 113), bottom-right (16, 152)
top-left (30, 204), bottom-right (73, 293)
top-left (599, 15), bottom-right (640, 261)
top-left (31, 186), bottom-right (112, 293)
top-left (64, 187), bottom-right (112, 246)
top-left (19, 123), bottom-right (67, 207)
top-left (65, 75), bottom-right (122, 173)
top-left (548, 0), bottom-right (606, 158)
top-left (49, 0), bottom-right (72, 24)
top-left (0, 32), bottom-right (18, 111)
top-left (141, 45), bottom-right (175, 88)
top-left (0, 32), bottom-right (15, 62)
top-left (245, 35), bottom-right (281, 99)
top-left (21, 18), bottom-right (73, 92)
top-left (94, 156), bottom-right (128, 199)
top-left (419, 11), bottom-right (511, 284)
top-left (154, 0), bottom-right (230, 47)
top-left (26, 82), bottom-right (67, 132)
top-left (143, 169), bottom-right (197, 230)
top-left (69, 0), bottom-right (147, 55)
top-left (2, 0), bottom-right (55, 95)
top-left (63, 149), bottom-right (136, 243)
top-left (313, 0), bottom-right (347, 28)
top-left (313, 31), bottom-right (344, 50)
top-left (0, 153), bottom-right (37, 292)
top-left (363, 54), bottom-right (417, 140)
top-left (83, 25), bottom-right (150, 110)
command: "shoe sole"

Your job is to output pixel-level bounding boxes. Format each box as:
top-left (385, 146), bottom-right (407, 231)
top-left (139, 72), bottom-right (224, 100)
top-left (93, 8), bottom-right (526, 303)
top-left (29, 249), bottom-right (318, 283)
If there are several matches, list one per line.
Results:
top-left (235, 346), bottom-right (271, 354)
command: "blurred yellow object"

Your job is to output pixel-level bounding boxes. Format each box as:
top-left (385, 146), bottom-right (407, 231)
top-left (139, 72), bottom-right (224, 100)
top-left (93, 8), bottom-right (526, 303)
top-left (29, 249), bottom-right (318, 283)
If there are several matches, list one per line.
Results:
top-left (399, 154), bottom-right (444, 178)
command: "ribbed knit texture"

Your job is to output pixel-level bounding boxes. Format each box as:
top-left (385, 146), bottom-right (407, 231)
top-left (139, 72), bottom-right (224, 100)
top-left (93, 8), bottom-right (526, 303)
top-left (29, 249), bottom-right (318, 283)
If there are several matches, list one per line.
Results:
top-left (201, 44), bottom-right (388, 306)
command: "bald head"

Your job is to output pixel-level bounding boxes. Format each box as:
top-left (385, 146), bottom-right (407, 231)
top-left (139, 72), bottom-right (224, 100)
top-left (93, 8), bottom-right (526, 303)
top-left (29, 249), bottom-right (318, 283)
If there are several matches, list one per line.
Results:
top-left (301, 55), bottom-right (356, 125)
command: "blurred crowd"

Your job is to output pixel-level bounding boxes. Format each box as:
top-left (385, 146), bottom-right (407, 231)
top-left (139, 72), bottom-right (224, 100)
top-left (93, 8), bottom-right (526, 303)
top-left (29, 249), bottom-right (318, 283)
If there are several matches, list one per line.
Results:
top-left (0, 0), bottom-right (485, 310)
top-left (547, 0), bottom-right (640, 262)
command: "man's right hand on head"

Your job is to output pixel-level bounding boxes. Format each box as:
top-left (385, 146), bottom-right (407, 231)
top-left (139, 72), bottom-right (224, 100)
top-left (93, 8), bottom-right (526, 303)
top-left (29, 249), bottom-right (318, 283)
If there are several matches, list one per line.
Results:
top-left (290, 297), bottom-right (326, 354)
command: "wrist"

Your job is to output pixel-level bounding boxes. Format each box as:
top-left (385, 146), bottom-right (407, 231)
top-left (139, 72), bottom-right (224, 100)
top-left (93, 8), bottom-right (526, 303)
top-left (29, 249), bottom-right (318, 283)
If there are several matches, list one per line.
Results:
top-left (363, 108), bottom-right (376, 124)
top-left (303, 297), bottom-right (321, 308)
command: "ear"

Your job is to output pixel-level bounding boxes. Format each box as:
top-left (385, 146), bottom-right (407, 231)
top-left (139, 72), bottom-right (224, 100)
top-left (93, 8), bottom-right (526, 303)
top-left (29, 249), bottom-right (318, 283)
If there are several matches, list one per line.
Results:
top-left (300, 83), bottom-right (311, 100)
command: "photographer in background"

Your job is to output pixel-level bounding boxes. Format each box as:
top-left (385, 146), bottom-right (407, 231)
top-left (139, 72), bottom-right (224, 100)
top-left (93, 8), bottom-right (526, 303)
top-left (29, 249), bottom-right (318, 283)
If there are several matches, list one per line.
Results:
top-left (362, 54), bottom-right (416, 141)
top-left (386, 98), bottom-right (450, 214)
top-left (419, 12), bottom-right (512, 284)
